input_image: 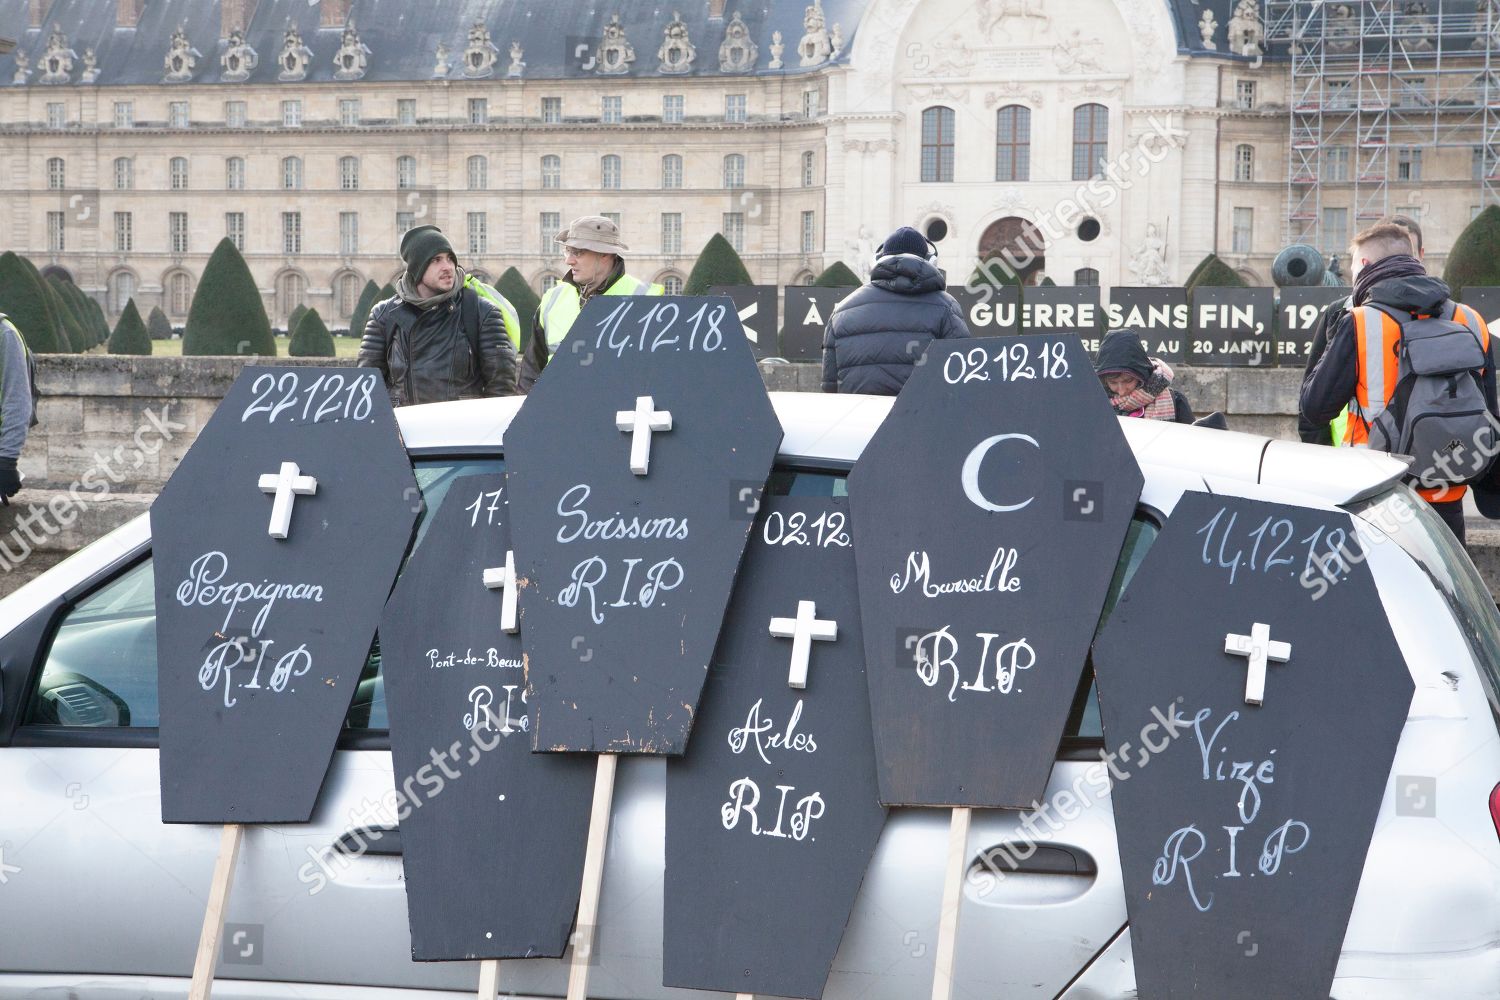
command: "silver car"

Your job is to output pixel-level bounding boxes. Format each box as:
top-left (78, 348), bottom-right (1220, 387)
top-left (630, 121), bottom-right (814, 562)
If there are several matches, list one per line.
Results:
top-left (0, 392), bottom-right (1497, 998)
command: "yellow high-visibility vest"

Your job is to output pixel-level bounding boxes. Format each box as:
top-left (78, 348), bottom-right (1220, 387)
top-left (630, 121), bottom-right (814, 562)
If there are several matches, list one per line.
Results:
top-left (539, 274), bottom-right (665, 354)
top-left (464, 274), bottom-right (522, 351)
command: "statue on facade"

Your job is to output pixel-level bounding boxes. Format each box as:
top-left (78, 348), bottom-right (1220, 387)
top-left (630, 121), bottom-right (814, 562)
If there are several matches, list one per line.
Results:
top-left (719, 12), bottom-right (758, 72)
top-left (11, 50), bottom-right (30, 86)
top-left (1226, 0), bottom-right (1264, 57)
top-left (979, 0), bottom-right (1050, 38)
top-left (830, 22), bottom-right (844, 59)
top-left (462, 21), bottom-right (499, 77)
top-left (1051, 29), bottom-right (1107, 73)
top-left (333, 21), bottom-right (371, 81)
top-left (769, 30), bottom-right (785, 69)
top-left (1326, 4), bottom-right (1358, 54)
top-left (433, 41), bottom-right (451, 79)
top-left (846, 225), bottom-right (875, 283)
top-left (798, 0), bottom-right (834, 67)
top-left (1477, 0), bottom-right (1500, 50)
top-left (507, 40), bottom-right (526, 77)
top-left (596, 14), bottom-right (636, 74)
top-left (658, 11), bottom-right (695, 73)
top-left (1401, 1), bottom-right (1436, 52)
top-left (1199, 10), bottom-right (1219, 49)
top-left (162, 24), bottom-right (200, 83)
top-left (277, 25), bottom-right (313, 82)
top-left (80, 47), bottom-right (99, 84)
top-left (1129, 224), bottom-right (1171, 287)
top-left (220, 28), bottom-right (259, 82)
top-left (41, 24), bottom-right (78, 84)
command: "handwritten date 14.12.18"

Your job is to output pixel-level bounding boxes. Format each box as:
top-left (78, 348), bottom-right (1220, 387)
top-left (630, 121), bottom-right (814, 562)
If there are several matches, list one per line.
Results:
top-left (1195, 506), bottom-right (1356, 587)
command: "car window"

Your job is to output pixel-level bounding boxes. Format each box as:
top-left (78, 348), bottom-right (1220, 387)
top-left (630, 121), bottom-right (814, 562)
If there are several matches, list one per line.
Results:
top-left (22, 457), bottom-right (504, 733)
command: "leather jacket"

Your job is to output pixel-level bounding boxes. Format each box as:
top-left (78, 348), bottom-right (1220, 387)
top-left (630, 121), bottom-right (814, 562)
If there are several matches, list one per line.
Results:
top-left (358, 288), bottom-right (518, 405)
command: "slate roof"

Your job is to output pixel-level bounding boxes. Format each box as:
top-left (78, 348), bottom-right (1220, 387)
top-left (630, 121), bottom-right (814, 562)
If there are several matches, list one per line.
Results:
top-left (1164, 0), bottom-right (1496, 60)
top-left (0, 0), bottom-right (870, 85)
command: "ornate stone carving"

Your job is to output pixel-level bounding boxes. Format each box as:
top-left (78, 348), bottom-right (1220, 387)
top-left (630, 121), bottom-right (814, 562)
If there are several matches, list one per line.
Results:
top-left (719, 11), bottom-right (757, 72)
top-left (41, 24), bottom-right (78, 84)
top-left (277, 26), bottom-right (313, 82)
top-left (1326, 4), bottom-right (1358, 54)
top-left (768, 30), bottom-right (785, 69)
top-left (995, 186), bottom-right (1029, 212)
top-left (985, 81), bottom-right (1044, 107)
top-left (930, 33), bottom-right (976, 76)
top-left (161, 24), bottom-right (201, 83)
top-left (830, 23), bottom-right (844, 58)
top-left (462, 21), bottom-right (500, 78)
top-left (1477, 0), bottom-right (1500, 50)
top-left (1199, 10), bottom-right (1218, 49)
top-left (1227, 0), bottom-right (1264, 56)
top-left (220, 29), bottom-right (259, 83)
top-left (798, 0), bottom-right (834, 66)
top-left (80, 47), bottom-right (99, 84)
top-left (11, 50), bottom-right (29, 86)
top-left (1112, 0), bottom-right (1166, 81)
top-left (906, 83), bottom-right (964, 102)
top-left (842, 139), bottom-right (897, 154)
top-left (1129, 223), bottom-right (1170, 286)
top-left (1052, 29), bottom-right (1107, 73)
top-left (596, 14), bottom-right (636, 75)
top-left (979, 0), bottom-right (1050, 39)
top-left (1063, 80), bottom-right (1122, 99)
top-left (507, 40), bottom-right (525, 77)
top-left (333, 21), bottom-right (371, 81)
top-left (433, 42), bottom-right (451, 79)
top-left (1401, 1), bottom-right (1436, 52)
top-left (658, 11), bottom-right (695, 73)
top-left (845, 225), bottom-right (875, 283)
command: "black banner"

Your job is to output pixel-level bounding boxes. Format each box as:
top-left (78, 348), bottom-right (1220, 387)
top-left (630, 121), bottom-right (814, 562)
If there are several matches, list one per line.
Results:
top-left (781, 286), bottom-right (856, 361)
top-left (1192, 287), bottom-right (1277, 367)
top-left (1105, 287), bottom-right (1190, 365)
top-left (1276, 287), bottom-right (1350, 366)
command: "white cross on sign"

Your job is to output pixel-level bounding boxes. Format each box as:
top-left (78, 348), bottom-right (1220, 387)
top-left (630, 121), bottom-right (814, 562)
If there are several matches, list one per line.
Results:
top-left (616, 395), bottom-right (673, 476)
top-left (257, 461), bottom-right (318, 540)
top-left (482, 550), bottom-right (520, 634)
top-left (769, 600), bottom-right (838, 689)
top-left (1224, 622), bottom-right (1292, 706)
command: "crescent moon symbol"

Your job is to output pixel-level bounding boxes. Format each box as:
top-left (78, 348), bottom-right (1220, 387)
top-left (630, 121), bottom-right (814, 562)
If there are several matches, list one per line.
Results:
top-left (960, 433), bottom-right (1040, 513)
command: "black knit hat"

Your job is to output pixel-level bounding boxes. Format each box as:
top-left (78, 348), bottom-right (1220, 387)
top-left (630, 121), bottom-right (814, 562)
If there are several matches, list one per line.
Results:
top-left (877, 226), bottom-right (935, 260)
top-left (399, 225), bottom-right (456, 286)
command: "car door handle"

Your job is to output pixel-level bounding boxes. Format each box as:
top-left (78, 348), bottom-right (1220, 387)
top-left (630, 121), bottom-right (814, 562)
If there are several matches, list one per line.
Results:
top-left (966, 843), bottom-right (1098, 906)
top-left (333, 824), bottom-right (403, 857)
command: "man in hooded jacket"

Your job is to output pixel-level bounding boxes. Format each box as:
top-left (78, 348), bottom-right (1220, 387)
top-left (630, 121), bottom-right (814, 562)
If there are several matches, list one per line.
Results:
top-left (820, 226), bottom-right (970, 395)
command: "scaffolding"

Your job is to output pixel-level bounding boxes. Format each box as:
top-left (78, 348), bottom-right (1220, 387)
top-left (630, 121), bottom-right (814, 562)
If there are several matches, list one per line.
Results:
top-left (1263, 0), bottom-right (1499, 249)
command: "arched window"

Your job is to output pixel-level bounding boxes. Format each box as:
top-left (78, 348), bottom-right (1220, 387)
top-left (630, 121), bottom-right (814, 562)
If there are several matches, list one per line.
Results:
top-left (169, 156), bottom-right (189, 190)
top-left (723, 153), bottom-right (745, 189)
top-left (921, 107), bottom-right (955, 182)
top-left (996, 105), bottom-right (1031, 182)
top-left (396, 155), bottom-right (416, 189)
top-left (46, 157), bottom-right (65, 189)
top-left (107, 270), bottom-right (137, 315)
top-left (601, 154), bottom-right (621, 190)
top-left (801, 150), bottom-right (816, 187)
top-left (662, 154), bottom-right (683, 189)
top-left (1072, 103), bottom-right (1109, 181)
top-left (541, 155), bottom-right (561, 189)
top-left (282, 156), bottom-right (303, 190)
top-left (339, 156), bottom-right (359, 191)
top-left (661, 274), bottom-right (684, 295)
top-left (1234, 143), bottom-right (1254, 183)
top-left (114, 157), bottom-right (133, 190)
top-left (336, 272), bottom-right (362, 320)
top-left (166, 271), bottom-right (193, 317)
top-left (467, 155), bottom-right (487, 191)
top-left (226, 156), bottom-right (245, 190)
top-left (793, 270), bottom-right (816, 286)
top-left (539, 272), bottom-right (560, 293)
top-left (276, 271), bottom-right (307, 324)
top-left (1074, 267), bottom-right (1100, 286)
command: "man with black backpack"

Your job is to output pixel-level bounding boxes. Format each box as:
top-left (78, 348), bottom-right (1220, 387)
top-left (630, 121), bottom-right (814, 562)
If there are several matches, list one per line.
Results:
top-left (358, 225), bottom-right (519, 405)
top-left (1301, 222), bottom-right (1496, 544)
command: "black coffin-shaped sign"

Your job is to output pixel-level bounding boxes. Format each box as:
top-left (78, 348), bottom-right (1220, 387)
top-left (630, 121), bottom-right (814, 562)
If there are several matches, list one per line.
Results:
top-left (849, 336), bottom-right (1143, 807)
top-left (1277, 286), bottom-right (1350, 366)
top-left (664, 496), bottom-right (886, 999)
top-left (380, 472), bottom-right (595, 961)
top-left (1021, 285), bottom-right (1103, 337)
top-left (781, 286), bottom-right (855, 361)
top-left (1192, 287), bottom-right (1277, 367)
top-left (711, 284), bottom-right (780, 359)
top-left (1105, 287), bottom-right (1190, 364)
top-left (152, 366), bottom-right (419, 823)
top-left (506, 295), bottom-right (783, 754)
top-left (1462, 286), bottom-right (1500, 332)
top-left (1093, 492), bottom-right (1413, 1000)
top-left (948, 284), bottom-right (1021, 337)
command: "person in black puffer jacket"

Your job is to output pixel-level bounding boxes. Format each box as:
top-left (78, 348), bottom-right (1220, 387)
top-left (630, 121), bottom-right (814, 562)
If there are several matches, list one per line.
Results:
top-left (821, 226), bottom-right (970, 394)
top-left (358, 225), bottom-right (517, 405)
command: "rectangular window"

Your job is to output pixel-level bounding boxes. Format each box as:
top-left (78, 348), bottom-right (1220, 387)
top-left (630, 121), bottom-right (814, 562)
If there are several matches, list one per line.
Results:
top-left (1396, 77), bottom-right (1429, 108)
top-left (1322, 206), bottom-right (1348, 254)
top-left (723, 211), bottom-right (745, 252)
top-left (1234, 144), bottom-right (1253, 183)
top-left (339, 98), bottom-right (361, 126)
top-left (225, 101), bottom-right (247, 127)
top-left (541, 211), bottom-right (561, 253)
top-left (113, 101), bottom-right (133, 128)
top-left (995, 105), bottom-right (1031, 182)
top-left (662, 213), bottom-right (682, 255)
top-left (47, 158), bottom-right (65, 189)
top-left (114, 212), bottom-right (133, 253)
top-left (725, 94), bottom-right (747, 123)
top-left (1397, 147), bottom-right (1422, 181)
top-left (468, 212), bottom-right (487, 255)
top-left (169, 101), bottom-right (189, 128)
top-left (468, 98), bottom-right (488, 125)
top-left (801, 211), bottom-right (816, 254)
top-left (1235, 80), bottom-right (1256, 110)
top-left (282, 100), bottom-right (302, 127)
top-left (602, 212), bottom-right (621, 230)
top-left (922, 107), bottom-right (956, 182)
top-left (282, 211), bottom-right (301, 255)
top-left (340, 212), bottom-right (359, 256)
top-left (46, 102), bottom-right (65, 129)
top-left (802, 90), bottom-right (820, 118)
top-left (1071, 104), bottom-right (1108, 182)
top-left (1231, 207), bottom-right (1252, 254)
top-left (340, 157), bottom-right (359, 191)
top-left (47, 211), bottom-right (65, 252)
top-left (226, 158), bottom-right (244, 190)
top-left (802, 150), bottom-right (816, 187)
top-left (1323, 146), bottom-right (1351, 182)
top-left (226, 212), bottom-right (245, 251)
top-left (169, 211), bottom-right (189, 254)
top-left (396, 211), bottom-right (415, 234)
top-left (542, 97), bottom-right (562, 123)
top-left (1327, 78), bottom-right (1352, 110)
top-left (602, 96), bottom-right (622, 124)
top-left (114, 157), bottom-right (133, 190)
top-left (663, 94), bottom-right (684, 123)
top-left (397, 98), bottom-right (416, 125)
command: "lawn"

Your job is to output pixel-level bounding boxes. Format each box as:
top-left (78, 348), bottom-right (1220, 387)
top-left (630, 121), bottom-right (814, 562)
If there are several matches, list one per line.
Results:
top-left (143, 335), bottom-right (364, 358)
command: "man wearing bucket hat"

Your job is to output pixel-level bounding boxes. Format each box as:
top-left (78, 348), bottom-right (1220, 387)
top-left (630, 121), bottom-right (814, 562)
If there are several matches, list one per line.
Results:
top-left (518, 215), bottom-right (664, 392)
top-left (359, 224), bottom-right (519, 405)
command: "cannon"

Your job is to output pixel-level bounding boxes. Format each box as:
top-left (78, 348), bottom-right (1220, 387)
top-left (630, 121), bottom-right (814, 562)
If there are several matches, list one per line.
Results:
top-left (1272, 243), bottom-right (1344, 287)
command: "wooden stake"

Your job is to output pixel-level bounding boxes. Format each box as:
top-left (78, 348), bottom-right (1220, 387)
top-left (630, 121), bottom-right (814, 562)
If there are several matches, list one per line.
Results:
top-left (929, 807), bottom-right (971, 1000)
top-left (477, 960), bottom-right (501, 998)
top-left (189, 823), bottom-right (245, 1000)
top-left (566, 753), bottom-right (619, 1000)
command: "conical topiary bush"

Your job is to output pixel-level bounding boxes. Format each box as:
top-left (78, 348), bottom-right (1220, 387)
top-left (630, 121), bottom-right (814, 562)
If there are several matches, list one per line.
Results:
top-left (288, 308), bottom-right (336, 357)
top-left (45, 277), bottom-right (92, 352)
top-left (147, 305), bottom-right (173, 340)
top-left (286, 303), bottom-right (309, 338)
top-left (812, 261), bottom-right (862, 287)
top-left (0, 251), bottom-right (68, 352)
top-left (348, 279), bottom-right (382, 343)
top-left (969, 256), bottom-right (1024, 291)
top-left (1186, 253), bottom-right (1247, 293)
top-left (684, 233), bottom-right (754, 294)
top-left (184, 237), bottom-right (275, 356)
top-left (108, 299), bottom-right (153, 355)
top-left (495, 267), bottom-right (541, 351)
top-left (1444, 205), bottom-right (1500, 301)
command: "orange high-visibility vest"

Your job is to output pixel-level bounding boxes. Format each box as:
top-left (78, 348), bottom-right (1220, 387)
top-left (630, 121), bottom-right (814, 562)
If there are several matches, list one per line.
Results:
top-left (1347, 300), bottom-right (1491, 502)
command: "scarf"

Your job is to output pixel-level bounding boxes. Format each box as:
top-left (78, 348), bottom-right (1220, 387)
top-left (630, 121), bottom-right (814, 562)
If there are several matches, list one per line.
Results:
top-left (395, 265), bottom-right (466, 310)
top-left (1352, 254), bottom-right (1425, 306)
top-left (1109, 357), bottom-right (1178, 420)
